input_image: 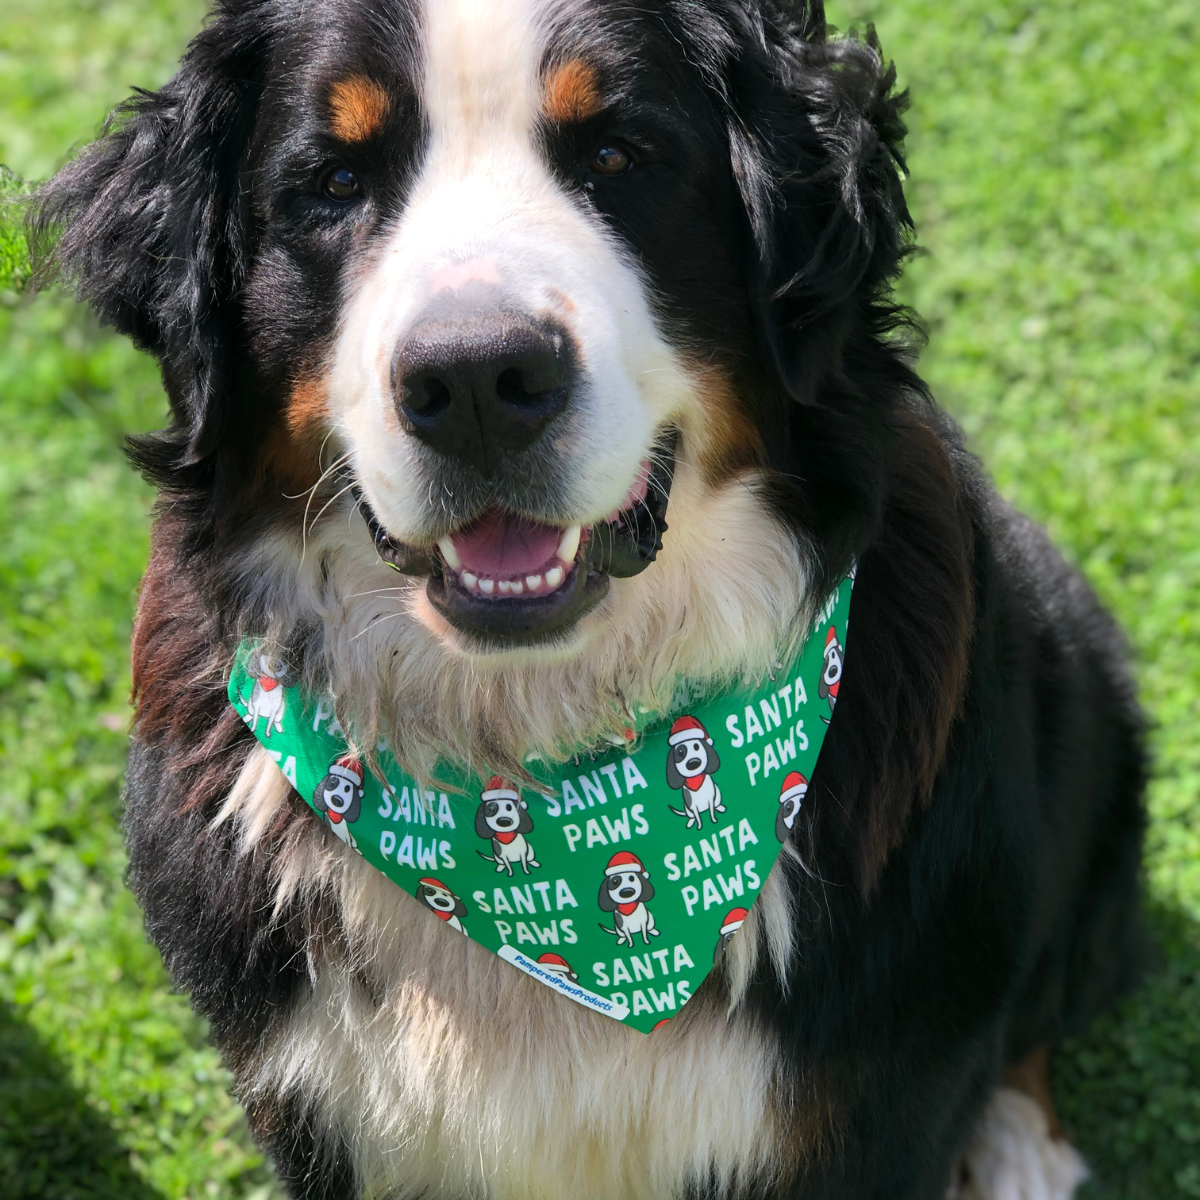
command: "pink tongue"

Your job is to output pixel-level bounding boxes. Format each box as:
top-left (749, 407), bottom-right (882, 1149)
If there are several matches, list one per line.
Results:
top-left (450, 510), bottom-right (564, 578)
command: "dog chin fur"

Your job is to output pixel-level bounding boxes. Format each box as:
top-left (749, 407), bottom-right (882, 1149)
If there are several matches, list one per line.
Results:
top-left (217, 743), bottom-right (801, 1200)
top-left (241, 456), bottom-right (811, 785)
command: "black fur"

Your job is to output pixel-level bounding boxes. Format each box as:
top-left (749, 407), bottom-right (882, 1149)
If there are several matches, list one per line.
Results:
top-left (34, 0), bottom-right (1148, 1197)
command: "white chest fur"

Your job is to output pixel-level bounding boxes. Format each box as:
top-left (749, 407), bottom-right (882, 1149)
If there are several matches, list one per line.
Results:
top-left (216, 748), bottom-right (795, 1199)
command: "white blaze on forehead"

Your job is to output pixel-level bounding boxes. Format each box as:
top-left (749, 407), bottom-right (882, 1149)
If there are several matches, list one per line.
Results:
top-left (329, 0), bottom-right (690, 559)
top-left (421, 0), bottom-right (541, 153)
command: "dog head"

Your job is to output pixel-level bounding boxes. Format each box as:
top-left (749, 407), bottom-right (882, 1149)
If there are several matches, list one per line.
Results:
top-left (598, 853), bottom-right (654, 911)
top-left (253, 652), bottom-right (294, 682)
top-left (37, 0), bottom-right (909, 671)
top-left (416, 878), bottom-right (467, 919)
top-left (775, 770), bottom-right (808, 843)
top-left (819, 627), bottom-right (843, 702)
top-left (475, 780), bottom-right (533, 839)
top-left (666, 737), bottom-right (720, 790)
top-left (313, 758), bottom-right (364, 825)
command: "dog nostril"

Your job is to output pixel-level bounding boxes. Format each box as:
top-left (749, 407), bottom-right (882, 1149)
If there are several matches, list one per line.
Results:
top-left (495, 361), bottom-right (564, 407)
top-left (405, 373), bottom-right (453, 416)
top-left (495, 367), bottom-right (526, 405)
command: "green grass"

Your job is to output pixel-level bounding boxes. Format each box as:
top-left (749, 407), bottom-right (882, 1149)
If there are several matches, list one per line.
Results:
top-left (0, 0), bottom-right (1197, 1195)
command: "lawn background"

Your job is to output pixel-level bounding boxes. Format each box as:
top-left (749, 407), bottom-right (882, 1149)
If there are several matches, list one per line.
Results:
top-left (0, 0), bottom-right (1196, 1196)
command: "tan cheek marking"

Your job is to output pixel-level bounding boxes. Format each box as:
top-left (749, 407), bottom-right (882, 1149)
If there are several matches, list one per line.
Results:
top-left (259, 377), bottom-right (331, 489)
top-left (329, 76), bottom-right (390, 143)
top-left (1003, 1045), bottom-right (1065, 1139)
top-left (543, 59), bottom-right (603, 124)
top-left (685, 364), bottom-right (765, 484)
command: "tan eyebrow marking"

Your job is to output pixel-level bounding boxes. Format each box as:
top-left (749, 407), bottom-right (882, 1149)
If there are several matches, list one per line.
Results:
top-left (543, 58), bottom-right (603, 124)
top-left (328, 76), bottom-right (391, 143)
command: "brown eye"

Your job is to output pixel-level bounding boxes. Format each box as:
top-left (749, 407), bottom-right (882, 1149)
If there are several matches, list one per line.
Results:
top-left (321, 166), bottom-right (361, 201)
top-left (589, 144), bottom-right (632, 175)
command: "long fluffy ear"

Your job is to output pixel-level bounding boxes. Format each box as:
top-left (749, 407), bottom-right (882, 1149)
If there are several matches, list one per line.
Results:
top-left (704, 743), bottom-right (721, 774)
top-left (517, 808), bottom-right (535, 834)
top-left (639, 876), bottom-right (655, 903)
top-left (665, 754), bottom-right (683, 791)
top-left (311, 777), bottom-right (330, 814)
top-left (597, 879), bottom-right (617, 912)
top-left (474, 805), bottom-right (492, 839)
top-left (726, 3), bottom-right (911, 402)
top-left (30, 3), bottom-right (270, 469)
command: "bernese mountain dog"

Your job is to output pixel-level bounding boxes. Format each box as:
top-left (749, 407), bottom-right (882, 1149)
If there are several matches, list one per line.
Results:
top-left (33, 0), bottom-right (1149, 1196)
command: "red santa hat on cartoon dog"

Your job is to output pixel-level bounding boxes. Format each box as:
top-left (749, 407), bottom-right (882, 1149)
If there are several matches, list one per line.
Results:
top-left (604, 849), bottom-right (649, 878)
top-left (419, 876), bottom-right (453, 893)
top-left (536, 953), bottom-right (578, 980)
top-left (720, 907), bottom-right (750, 937)
top-left (481, 775), bottom-right (520, 802)
top-left (328, 756), bottom-right (363, 787)
top-left (779, 771), bottom-right (808, 805)
top-left (668, 715), bottom-right (712, 747)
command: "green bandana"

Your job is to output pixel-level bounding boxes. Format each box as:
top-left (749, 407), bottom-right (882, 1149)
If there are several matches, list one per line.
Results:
top-left (228, 571), bottom-right (853, 1033)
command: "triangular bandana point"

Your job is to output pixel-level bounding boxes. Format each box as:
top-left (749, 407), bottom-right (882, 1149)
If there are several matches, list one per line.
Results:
top-left (228, 572), bottom-right (854, 1032)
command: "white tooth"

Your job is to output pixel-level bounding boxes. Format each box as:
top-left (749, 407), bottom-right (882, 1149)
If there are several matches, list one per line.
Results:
top-left (498, 579), bottom-right (513, 594)
top-left (462, 571), bottom-right (478, 590)
top-left (479, 578), bottom-right (495, 595)
top-left (556, 523), bottom-right (581, 564)
top-left (438, 537), bottom-right (461, 570)
top-left (545, 565), bottom-right (564, 589)
top-left (510, 580), bottom-right (524, 595)
top-left (526, 574), bottom-right (542, 591)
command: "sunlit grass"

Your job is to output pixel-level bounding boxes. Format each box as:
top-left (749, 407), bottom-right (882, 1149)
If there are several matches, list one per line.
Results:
top-left (1, 0), bottom-right (1196, 1195)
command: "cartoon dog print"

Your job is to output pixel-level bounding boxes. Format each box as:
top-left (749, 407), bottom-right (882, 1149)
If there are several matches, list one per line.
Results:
top-left (665, 715), bottom-right (724, 828)
top-left (597, 851), bottom-right (660, 947)
top-left (475, 777), bottom-right (540, 876)
top-left (535, 953), bottom-right (578, 982)
top-left (713, 906), bottom-right (749, 963)
top-left (818, 625), bottom-right (843, 721)
top-left (244, 651), bottom-right (294, 737)
top-left (775, 771), bottom-right (808, 843)
top-left (312, 755), bottom-right (365, 854)
top-left (415, 877), bottom-right (468, 935)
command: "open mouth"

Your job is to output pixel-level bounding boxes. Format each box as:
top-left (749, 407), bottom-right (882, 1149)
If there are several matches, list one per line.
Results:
top-left (357, 432), bottom-right (677, 644)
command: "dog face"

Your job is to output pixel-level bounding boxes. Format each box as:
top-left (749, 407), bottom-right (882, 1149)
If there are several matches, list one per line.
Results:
top-left (253, 653), bottom-right (295, 686)
top-left (666, 737), bottom-right (720, 790)
top-left (776, 794), bottom-right (802, 844)
top-left (416, 881), bottom-right (467, 919)
top-left (40, 0), bottom-right (909, 676)
top-left (313, 773), bottom-right (363, 824)
top-left (820, 633), bottom-right (844, 704)
top-left (597, 869), bottom-right (654, 912)
top-left (475, 796), bottom-right (533, 839)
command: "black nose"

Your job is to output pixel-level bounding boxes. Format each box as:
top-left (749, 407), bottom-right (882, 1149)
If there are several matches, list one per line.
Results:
top-left (496, 817), bottom-right (513, 827)
top-left (619, 888), bottom-right (636, 900)
top-left (685, 758), bottom-right (703, 772)
top-left (393, 310), bottom-right (573, 473)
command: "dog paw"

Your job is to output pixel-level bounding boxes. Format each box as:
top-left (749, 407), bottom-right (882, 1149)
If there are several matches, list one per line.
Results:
top-left (948, 1088), bottom-right (1089, 1200)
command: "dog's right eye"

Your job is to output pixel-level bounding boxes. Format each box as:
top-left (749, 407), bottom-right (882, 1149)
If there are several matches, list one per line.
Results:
top-left (321, 166), bottom-right (362, 201)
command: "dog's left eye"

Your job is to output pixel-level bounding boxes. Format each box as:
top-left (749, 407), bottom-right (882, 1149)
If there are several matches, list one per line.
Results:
top-left (321, 166), bottom-right (362, 201)
top-left (589, 144), bottom-right (632, 175)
